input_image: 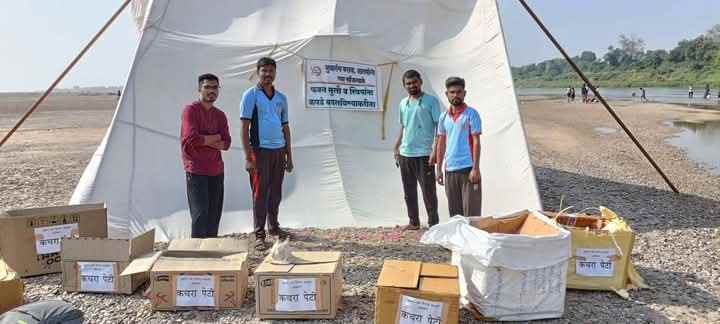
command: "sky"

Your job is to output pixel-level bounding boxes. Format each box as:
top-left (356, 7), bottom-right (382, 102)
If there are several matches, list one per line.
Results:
top-left (1, 0), bottom-right (719, 92)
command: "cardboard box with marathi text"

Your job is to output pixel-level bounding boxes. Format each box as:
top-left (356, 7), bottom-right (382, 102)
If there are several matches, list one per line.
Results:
top-left (544, 207), bottom-right (648, 293)
top-left (61, 229), bottom-right (155, 294)
top-left (0, 203), bottom-right (108, 277)
top-left (0, 258), bottom-right (24, 314)
top-left (375, 260), bottom-right (460, 324)
top-left (254, 251), bottom-right (343, 320)
top-left (120, 238), bottom-right (248, 311)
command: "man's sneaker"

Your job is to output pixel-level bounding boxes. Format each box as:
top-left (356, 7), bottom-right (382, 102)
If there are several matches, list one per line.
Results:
top-left (269, 228), bottom-right (292, 240)
top-left (254, 238), bottom-right (267, 251)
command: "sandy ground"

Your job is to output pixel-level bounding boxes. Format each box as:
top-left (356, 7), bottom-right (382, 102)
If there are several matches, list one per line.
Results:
top-left (1, 93), bottom-right (719, 323)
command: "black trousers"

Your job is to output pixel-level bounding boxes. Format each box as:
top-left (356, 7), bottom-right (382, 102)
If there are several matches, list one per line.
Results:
top-left (249, 148), bottom-right (286, 239)
top-left (399, 155), bottom-right (439, 226)
top-left (186, 172), bottom-right (224, 238)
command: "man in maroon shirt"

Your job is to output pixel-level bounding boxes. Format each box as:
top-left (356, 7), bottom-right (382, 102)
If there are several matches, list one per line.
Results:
top-left (180, 73), bottom-right (231, 238)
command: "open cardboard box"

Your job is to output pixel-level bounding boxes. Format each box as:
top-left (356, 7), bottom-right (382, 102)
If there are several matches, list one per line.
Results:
top-left (254, 251), bottom-right (343, 320)
top-left (470, 209), bottom-right (562, 236)
top-left (120, 238), bottom-right (248, 311)
top-left (375, 260), bottom-right (460, 324)
top-left (61, 229), bottom-right (155, 294)
top-left (0, 203), bottom-right (107, 277)
top-left (543, 208), bottom-right (647, 292)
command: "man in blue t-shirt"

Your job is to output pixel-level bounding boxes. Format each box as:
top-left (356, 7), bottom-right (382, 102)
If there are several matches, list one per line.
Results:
top-left (393, 70), bottom-right (442, 230)
top-left (240, 57), bottom-right (294, 250)
top-left (436, 77), bottom-right (482, 217)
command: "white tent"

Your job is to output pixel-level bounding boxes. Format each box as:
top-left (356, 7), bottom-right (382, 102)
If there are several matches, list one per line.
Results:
top-left (71, 0), bottom-right (541, 241)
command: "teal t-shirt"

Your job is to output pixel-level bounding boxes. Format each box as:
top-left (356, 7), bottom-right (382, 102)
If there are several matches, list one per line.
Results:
top-left (399, 93), bottom-right (442, 157)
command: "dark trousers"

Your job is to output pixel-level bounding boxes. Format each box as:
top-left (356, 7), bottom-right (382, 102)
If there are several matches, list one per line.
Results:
top-left (186, 172), bottom-right (224, 238)
top-left (445, 168), bottom-right (482, 217)
top-left (399, 155), bottom-right (439, 226)
top-left (249, 148), bottom-right (286, 239)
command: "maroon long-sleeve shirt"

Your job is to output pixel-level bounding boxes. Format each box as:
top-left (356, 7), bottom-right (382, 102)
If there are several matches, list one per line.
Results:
top-left (180, 101), bottom-right (231, 176)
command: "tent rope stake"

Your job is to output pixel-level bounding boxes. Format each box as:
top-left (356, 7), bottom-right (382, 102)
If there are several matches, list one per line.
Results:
top-left (518, 0), bottom-right (680, 194)
top-left (0, 0), bottom-right (132, 149)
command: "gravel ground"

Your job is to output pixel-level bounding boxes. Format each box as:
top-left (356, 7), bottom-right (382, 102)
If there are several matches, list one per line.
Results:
top-left (1, 94), bottom-right (719, 323)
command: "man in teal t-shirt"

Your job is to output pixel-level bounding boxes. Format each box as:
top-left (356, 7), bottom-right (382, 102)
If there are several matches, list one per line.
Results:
top-left (393, 70), bottom-right (442, 230)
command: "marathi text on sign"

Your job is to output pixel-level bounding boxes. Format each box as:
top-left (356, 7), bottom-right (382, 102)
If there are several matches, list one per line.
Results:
top-left (576, 248), bottom-right (615, 277)
top-left (398, 295), bottom-right (444, 324)
top-left (276, 278), bottom-right (318, 311)
top-left (34, 223), bottom-right (79, 255)
top-left (305, 59), bottom-right (382, 111)
top-left (78, 261), bottom-right (116, 292)
top-left (175, 275), bottom-right (216, 307)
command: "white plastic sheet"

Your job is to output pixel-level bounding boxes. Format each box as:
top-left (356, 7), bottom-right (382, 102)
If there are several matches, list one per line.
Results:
top-left (421, 214), bottom-right (571, 321)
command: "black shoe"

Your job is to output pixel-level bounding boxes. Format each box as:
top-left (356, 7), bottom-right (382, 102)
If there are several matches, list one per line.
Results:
top-left (269, 228), bottom-right (292, 240)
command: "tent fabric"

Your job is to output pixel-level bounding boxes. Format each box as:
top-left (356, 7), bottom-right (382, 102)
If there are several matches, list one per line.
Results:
top-left (71, 0), bottom-right (541, 241)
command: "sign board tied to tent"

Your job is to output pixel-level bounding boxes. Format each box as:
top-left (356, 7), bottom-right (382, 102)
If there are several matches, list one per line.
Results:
top-left (304, 59), bottom-right (383, 112)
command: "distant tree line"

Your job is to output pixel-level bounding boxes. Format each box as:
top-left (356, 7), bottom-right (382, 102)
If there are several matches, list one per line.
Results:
top-left (512, 25), bottom-right (720, 88)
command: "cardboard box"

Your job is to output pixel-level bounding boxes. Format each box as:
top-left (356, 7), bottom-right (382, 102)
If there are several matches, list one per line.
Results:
top-left (254, 251), bottom-right (343, 320)
top-left (375, 260), bottom-right (459, 324)
top-left (0, 258), bottom-right (24, 314)
top-left (0, 203), bottom-right (108, 277)
top-left (61, 229), bottom-right (155, 294)
top-left (121, 238), bottom-right (248, 311)
top-left (544, 207), bottom-right (648, 292)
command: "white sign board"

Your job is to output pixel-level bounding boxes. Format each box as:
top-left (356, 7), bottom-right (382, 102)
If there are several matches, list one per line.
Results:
top-left (34, 223), bottom-right (78, 255)
top-left (175, 275), bottom-right (215, 307)
top-left (398, 295), bottom-right (444, 324)
top-left (276, 278), bottom-right (317, 311)
top-left (78, 262), bottom-right (116, 292)
top-left (305, 59), bottom-right (382, 111)
top-left (576, 248), bottom-right (615, 277)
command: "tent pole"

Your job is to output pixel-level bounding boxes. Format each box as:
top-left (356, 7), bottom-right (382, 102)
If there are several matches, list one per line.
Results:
top-left (0, 0), bottom-right (132, 149)
top-left (517, 0), bottom-right (680, 194)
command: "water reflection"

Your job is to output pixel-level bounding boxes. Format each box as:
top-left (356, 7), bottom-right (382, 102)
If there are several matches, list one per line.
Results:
top-left (665, 119), bottom-right (720, 175)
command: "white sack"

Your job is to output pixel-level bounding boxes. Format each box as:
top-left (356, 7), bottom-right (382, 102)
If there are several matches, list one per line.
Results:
top-left (421, 213), bottom-right (571, 321)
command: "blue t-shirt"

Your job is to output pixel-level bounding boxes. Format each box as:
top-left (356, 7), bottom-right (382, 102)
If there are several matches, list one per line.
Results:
top-left (437, 105), bottom-right (482, 172)
top-left (399, 93), bottom-right (442, 157)
top-left (240, 86), bottom-right (288, 149)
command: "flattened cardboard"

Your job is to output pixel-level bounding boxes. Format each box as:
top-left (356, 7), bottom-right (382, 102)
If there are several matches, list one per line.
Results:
top-left (255, 251), bottom-right (343, 320)
top-left (0, 203), bottom-right (107, 277)
top-left (61, 229), bottom-right (155, 294)
top-left (375, 260), bottom-right (460, 324)
top-left (0, 258), bottom-right (24, 314)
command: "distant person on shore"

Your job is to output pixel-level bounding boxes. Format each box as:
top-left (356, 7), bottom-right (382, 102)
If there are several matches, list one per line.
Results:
top-left (704, 84), bottom-right (711, 100)
top-left (566, 86), bottom-right (573, 103)
top-left (640, 87), bottom-right (648, 103)
top-left (581, 84), bottom-right (589, 103)
top-left (688, 86), bottom-right (694, 99)
top-left (570, 86), bottom-right (576, 102)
